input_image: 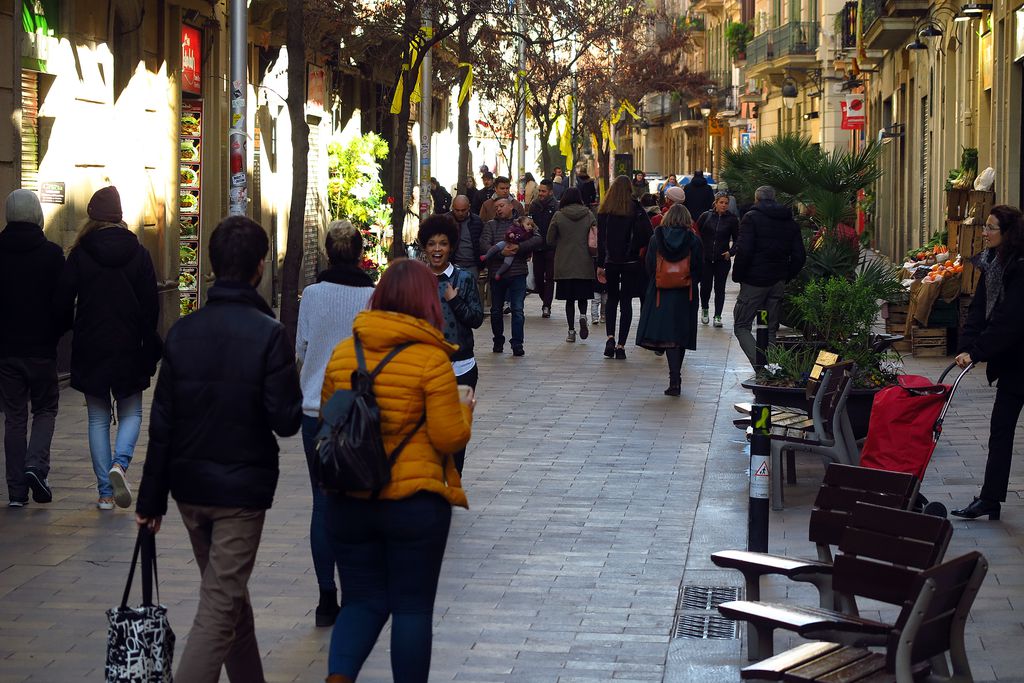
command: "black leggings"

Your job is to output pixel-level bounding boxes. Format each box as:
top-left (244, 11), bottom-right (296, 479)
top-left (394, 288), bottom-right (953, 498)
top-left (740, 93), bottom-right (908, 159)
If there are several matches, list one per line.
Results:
top-left (604, 264), bottom-right (636, 346)
top-left (699, 259), bottom-right (731, 317)
top-left (453, 366), bottom-right (478, 475)
top-left (667, 348), bottom-right (685, 381)
top-left (565, 299), bottom-right (589, 328)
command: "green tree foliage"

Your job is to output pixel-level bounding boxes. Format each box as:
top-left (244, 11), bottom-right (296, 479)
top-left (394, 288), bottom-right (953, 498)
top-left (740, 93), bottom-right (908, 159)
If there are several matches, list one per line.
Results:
top-left (326, 133), bottom-right (392, 229)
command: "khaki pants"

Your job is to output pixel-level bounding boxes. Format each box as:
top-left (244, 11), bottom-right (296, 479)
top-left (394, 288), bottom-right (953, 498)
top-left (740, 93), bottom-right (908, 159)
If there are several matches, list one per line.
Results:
top-left (176, 503), bottom-right (266, 683)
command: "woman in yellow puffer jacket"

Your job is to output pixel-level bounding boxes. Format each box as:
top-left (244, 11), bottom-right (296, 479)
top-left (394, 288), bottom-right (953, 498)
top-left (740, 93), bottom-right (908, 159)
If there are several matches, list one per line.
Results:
top-left (320, 258), bottom-right (474, 683)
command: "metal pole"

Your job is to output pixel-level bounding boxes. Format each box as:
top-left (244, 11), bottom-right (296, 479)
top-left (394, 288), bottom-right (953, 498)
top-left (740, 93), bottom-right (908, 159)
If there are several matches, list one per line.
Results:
top-left (754, 308), bottom-right (769, 370)
top-left (748, 404), bottom-right (770, 552)
top-left (516, 1), bottom-right (526, 188)
top-left (419, 10), bottom-right (432, 221)
top-left (228, 0), bottom-right (247, 216)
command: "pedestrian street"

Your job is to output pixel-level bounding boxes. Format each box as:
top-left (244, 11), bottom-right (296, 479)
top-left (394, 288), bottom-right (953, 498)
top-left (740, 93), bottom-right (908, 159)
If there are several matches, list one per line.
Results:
top-left (1, 290), bottom-right (1023, 682)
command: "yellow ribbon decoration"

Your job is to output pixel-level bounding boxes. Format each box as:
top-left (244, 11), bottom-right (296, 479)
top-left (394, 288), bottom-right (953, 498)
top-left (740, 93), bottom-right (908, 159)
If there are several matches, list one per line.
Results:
top-left (559, 96), bottom-right (574, 172)
top-left (601, 120), bottom-right (611, 151)
top-left (590, 133), bottom-right (600, 158)
top-left (457, 62), bottom-right (473, 108)
top-left (390, 27), bottom-right (433, 114)
top-left (620, 99), bottom-right (639, 120)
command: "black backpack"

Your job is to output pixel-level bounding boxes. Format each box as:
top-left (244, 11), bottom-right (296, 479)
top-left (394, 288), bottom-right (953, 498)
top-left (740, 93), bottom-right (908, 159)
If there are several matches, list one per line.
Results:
top-left (315, 334), bottom-right (425, 493)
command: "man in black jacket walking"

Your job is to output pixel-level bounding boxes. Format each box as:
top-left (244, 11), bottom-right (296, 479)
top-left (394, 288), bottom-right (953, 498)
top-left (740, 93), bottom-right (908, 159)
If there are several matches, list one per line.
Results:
top-left (135, 216), bottom-right (302, 683)
top-left (732, 185), bottom-right (806, 366)
top-left (684, 170), bottom-right (715, 221)
top-left (0, 190), bottom-right (64, 507)
top-left (529, 179), bottom-right (559, 317)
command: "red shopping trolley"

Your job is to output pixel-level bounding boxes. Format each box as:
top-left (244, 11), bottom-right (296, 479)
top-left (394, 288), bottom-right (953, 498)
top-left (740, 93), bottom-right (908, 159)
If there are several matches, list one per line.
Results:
top-left (859, 362), bottom-right (975, 516)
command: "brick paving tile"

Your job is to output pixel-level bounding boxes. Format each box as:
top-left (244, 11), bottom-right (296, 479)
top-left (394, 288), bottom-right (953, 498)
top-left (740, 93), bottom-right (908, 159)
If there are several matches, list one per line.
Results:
top-left (2, 283), bottom-right (1023, 682)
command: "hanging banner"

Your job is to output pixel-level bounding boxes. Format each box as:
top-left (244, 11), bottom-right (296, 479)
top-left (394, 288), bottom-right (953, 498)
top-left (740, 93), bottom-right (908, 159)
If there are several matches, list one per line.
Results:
top-left (307, 63), bottom-right (327, 116)
top-left (841, 94), bottom-right (865, 130)
top-left (181, 26), bottom-right (202, 96)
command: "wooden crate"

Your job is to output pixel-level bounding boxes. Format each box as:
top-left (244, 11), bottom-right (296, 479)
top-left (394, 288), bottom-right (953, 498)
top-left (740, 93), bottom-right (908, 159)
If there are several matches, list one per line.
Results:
top-left (946, 189), bottom-right (971, 220)
top-left (947, 219), bottom-right (961, 255)
top-left (966, 190), bottom-right (996, 223)
top-left (886, 303), bottom-right (908, 325)
top-left (957, 223), bottom-right (986, 295)
top-left (891, 338), bottom-right (913, 353)
top-left (911, 325), bottom-right (949, 357)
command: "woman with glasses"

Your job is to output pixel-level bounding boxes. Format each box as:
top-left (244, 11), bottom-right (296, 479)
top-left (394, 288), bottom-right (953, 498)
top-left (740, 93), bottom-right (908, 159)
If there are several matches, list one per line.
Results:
top-left (695, 192), bottom-right (740, 327)
top-left (952, 205), bottom-right (1024, 521)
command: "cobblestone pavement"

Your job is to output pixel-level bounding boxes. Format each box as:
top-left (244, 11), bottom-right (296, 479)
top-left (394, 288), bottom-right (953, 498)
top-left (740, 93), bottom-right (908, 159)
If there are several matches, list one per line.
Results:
top-left (1, 285), bottom-right (1022, 682)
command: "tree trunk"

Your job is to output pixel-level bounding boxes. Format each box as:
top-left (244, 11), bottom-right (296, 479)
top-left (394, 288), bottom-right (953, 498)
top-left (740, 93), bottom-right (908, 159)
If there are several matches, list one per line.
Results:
top-left (280, 0), bottom-right (308, 343)
top-left (456, 27), bottom-right (471, 195)
top-left (388, 90), bottom-right (412, 259)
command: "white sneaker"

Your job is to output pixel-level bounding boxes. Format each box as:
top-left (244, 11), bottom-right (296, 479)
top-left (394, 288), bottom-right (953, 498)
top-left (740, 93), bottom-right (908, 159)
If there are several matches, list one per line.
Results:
top-left (97, 497), bottom-right (115, 511)
top-left (108, 464), bottom-right (133, 509)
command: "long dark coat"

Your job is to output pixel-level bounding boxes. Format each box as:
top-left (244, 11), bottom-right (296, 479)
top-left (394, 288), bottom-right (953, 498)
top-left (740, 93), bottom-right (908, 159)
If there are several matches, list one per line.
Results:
top-left (636, 226), bottom-right (703, 350)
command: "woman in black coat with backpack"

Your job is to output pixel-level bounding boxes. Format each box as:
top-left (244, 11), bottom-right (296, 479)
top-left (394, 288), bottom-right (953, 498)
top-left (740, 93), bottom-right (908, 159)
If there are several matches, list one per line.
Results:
top-left (54, 186), bottom-right (159, 510)
top-left (952, 204), bottom-right (1024, 521)
top-left (696, 191), bottom-right (740, 327)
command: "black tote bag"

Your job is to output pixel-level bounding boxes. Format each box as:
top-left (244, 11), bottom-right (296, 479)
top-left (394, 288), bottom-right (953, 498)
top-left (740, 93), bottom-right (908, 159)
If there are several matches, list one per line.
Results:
top-left (105, 528), bottom-right (175, 682)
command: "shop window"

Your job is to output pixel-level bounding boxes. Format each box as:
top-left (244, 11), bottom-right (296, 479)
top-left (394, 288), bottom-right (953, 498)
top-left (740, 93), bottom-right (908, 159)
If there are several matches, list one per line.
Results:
top-left (20, 71), bottom-right (39, 191)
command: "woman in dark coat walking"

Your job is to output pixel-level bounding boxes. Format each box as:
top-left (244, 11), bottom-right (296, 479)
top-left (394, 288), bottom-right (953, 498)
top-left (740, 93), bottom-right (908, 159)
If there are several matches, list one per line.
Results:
top-left (696, 191), bottom-right (740, 327)
top-left (54, 186), bottom-right (159, 510)
top-left (636, 204), bottom-right (703, 396)
top-left (596, 175), bottom-right (654, 360)
top-left (952, 204), bottom-right (1024, 520)
top-left (547, 188), bottom-right (597, 342)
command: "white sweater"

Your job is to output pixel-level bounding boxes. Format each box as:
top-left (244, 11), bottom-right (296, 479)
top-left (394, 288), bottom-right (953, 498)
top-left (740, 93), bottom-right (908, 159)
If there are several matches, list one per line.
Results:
top-left (295, 282), bottom-right (374, 416)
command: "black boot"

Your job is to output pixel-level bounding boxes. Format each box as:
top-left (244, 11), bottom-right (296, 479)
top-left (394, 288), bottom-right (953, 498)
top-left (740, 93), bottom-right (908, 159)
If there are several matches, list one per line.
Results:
top-left (951, 497), bottom-right (1001, 520)
top-left (664, 375), bottom-right (681, 397)
top-left (315, 589), bottom-right (340, 627)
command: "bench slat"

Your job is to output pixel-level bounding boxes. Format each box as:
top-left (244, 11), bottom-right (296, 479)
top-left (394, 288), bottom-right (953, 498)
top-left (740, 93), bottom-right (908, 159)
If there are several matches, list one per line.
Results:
top-left (717, 601), bottom-right (890, 636)
top-left (741, 641), bottom-right (843, 680)
top-left (784, 647), bottom-right (876, 681)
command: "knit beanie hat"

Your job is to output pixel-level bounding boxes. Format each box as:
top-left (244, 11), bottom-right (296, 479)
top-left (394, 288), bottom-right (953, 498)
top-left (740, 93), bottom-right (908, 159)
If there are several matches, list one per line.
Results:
top-left (665, 186), bottom-right (687, 204)
top-left (5, 189), bottom-right (44, 227)
top-left (88, 186), bottom-right (123, 223)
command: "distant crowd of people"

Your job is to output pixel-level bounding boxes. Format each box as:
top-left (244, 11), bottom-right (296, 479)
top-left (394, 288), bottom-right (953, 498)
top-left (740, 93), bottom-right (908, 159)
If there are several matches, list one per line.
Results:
top-left (2, 170), bottom-right (1022, 682)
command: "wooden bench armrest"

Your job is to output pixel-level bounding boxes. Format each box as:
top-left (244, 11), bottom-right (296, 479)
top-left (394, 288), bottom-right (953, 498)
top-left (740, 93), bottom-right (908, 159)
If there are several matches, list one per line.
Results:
top-left (717, 600), bottom-right (891, 639)
top-left (739, 641), bottom-right (845, 681)
top-left (711, 550), bottom-right (833, 580)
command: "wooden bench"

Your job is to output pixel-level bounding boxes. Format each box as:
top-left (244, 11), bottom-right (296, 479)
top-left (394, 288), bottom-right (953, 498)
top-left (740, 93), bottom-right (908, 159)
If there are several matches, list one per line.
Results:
top-left (739, 550), bottom-right (988, 682)
top-left (718, 501), bottom-right (953, 661)
top-left (735, 362), bottom-right (858, 509)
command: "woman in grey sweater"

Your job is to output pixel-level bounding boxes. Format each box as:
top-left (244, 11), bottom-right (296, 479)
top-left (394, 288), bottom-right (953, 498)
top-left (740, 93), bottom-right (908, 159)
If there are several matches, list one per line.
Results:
top-left (295, 220), bottom-right (374, 626)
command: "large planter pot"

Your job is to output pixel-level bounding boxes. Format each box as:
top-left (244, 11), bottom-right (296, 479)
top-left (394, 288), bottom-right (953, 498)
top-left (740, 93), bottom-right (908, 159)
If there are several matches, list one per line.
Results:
top-left (740, 378), bottom-right (881, 439)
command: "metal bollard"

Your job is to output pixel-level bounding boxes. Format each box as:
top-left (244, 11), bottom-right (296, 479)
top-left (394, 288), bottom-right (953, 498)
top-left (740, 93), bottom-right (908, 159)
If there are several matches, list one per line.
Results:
top-left (754, 309), bottom-right (769, 370)
top-left (749, 404), bottom-right (770, 553)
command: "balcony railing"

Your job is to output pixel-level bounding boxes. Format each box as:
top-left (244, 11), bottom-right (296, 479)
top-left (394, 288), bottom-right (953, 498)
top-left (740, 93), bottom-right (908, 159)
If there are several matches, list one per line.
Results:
top-left (747, 31), bottom-right (773, 64)
top-left (862, 0), bottom-right (884, 33)
top-left (708, 70), bottom-right (733, 89)
top-left (771, 21), bottom-right (819, 57)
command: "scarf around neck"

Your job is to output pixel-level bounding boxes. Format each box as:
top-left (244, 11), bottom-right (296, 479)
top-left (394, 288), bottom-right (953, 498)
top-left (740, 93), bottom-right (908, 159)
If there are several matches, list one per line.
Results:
top-left (979, 249), bottom-right (1004, 319)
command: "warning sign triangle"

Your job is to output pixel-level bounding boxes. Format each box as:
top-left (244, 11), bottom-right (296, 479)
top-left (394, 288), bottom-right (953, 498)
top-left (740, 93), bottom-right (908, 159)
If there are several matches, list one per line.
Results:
top-left (753, 462), bottom-right (770, 477)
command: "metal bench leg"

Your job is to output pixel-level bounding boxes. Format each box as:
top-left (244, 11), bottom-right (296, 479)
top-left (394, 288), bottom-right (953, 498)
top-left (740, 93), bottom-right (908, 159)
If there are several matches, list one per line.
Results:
top-left (771, 441), bottom-right (784, 510)
top-left (747, 623), bottom-right (775, 661)
top-left (786, 449), bottom-right (797, 484)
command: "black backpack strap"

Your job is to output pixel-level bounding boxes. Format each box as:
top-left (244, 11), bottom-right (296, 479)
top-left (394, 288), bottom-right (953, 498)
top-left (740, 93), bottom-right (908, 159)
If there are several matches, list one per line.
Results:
top-left (358, 335), bottom-right (416, 380)
top-left (371, 411), bottom-right (427, 498)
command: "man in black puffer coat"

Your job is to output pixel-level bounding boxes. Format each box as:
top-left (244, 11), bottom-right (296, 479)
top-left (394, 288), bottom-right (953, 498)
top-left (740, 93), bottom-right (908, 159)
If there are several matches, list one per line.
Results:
top-left (732, 185), bottom-right (806, 366)
top-left (684, 170), bottom-right (716, 220)
top-left (0, 190), bottom-right (64, 507)
top-left (135, 215), bottom-right (302, 682)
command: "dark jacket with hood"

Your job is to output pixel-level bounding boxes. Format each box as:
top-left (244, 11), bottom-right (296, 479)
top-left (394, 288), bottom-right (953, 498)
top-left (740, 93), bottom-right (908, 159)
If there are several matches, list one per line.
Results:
top-left (135, 282), bottom-right (303, 516)
top-left (696, 209), bottom-right (740, 263)
top-left (732, 201), bottom-right (806, 287)
top-left (431, 184), bottom-right (452, 214)
top-left (0, 222), bottom-right (65, 358)
top-left (54, 225), bottom-right (159, 398)
top-left (958, 250), bottom-right (1024, 388)
top-left (597, 202), bottom-right (654, 267)
top-left (578, 177), bottom-right (598, 207)
top-left (636, 225), bottom-right (703, 350)
top-left (684, 175), bottom-right (715, 220)
top-left (528, 195), bottom-right (559, 249)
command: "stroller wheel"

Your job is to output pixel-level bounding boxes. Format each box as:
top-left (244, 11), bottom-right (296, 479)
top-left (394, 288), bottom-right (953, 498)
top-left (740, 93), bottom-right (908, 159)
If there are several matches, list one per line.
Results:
top-left (913, 492), bottom-right (930, 513)
top-left (923, 501), bottom-right (948, 518)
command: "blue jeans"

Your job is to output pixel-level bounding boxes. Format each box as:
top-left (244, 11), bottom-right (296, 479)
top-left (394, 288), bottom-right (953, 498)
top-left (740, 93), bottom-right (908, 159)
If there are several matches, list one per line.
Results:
top-left (325, 492), bottom-right (452, 681)
top-left (490, 273), bottom-right (527, 347)
top-left (302, 415), bottom-right (338, 591)
top-left (85, 392), bottom-right (143, 497)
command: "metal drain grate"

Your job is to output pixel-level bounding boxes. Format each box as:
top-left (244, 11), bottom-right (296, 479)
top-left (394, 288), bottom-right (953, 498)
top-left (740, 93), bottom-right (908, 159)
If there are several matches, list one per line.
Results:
top-left (671, 585), bottom-right (741, 639)
top-left (673, 613), bottom-right (740, 639)
top-left (678, 585), bottom-right (741, 611)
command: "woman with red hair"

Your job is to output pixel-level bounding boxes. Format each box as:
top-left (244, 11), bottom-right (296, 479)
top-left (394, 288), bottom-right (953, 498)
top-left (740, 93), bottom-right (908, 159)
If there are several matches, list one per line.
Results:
top-left (319, 258), bottom-right (475, 683)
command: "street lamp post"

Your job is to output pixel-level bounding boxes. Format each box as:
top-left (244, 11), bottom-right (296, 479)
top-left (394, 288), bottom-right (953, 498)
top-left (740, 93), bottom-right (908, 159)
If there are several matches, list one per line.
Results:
top-left (419, 8), bottom-right (433, 221)
top-left (516, 1), bottom-right (526, 187)
top-left (228, 0), bottom-right (247, 216)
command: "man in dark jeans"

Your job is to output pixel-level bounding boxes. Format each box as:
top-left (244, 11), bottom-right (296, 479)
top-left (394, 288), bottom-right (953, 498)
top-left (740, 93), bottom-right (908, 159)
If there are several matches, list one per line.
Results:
top-left (480, 198), bottom-right (543, 356)
top-left (136, 216), bottom-right (302, 683)
top-left (732, 185), bottom-right (806, 366)
top-left (0, 190), bottom-right (65, 508)
top-left (528, 179), bottom-right (559, 317)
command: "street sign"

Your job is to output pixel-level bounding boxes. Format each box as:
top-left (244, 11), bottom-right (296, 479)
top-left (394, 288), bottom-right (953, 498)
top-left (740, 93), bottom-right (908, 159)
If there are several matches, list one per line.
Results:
top-left (39, 181), bottom-right (64, 204)
top-left (841, 95), bottom-right (865, 130)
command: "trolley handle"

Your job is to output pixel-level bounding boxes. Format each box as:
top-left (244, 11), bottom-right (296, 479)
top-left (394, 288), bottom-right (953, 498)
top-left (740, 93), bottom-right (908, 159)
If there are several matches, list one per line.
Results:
top-left (933, 362), bottom-right (975, 440)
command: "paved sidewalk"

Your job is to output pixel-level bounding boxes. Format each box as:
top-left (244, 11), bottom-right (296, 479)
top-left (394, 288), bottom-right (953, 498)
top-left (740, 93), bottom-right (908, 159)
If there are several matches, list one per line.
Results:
top-left (1, 286), bottom-right (1022, 682)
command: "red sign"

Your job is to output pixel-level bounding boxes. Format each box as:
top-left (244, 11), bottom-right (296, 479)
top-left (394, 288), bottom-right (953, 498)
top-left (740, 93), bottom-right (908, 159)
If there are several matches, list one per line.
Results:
top-left (307, 64), bottom-right (327, 115)
top-left (841, 95), bottom-right (865, 130)
top-left (182, 26), bottom-right (202, 95)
